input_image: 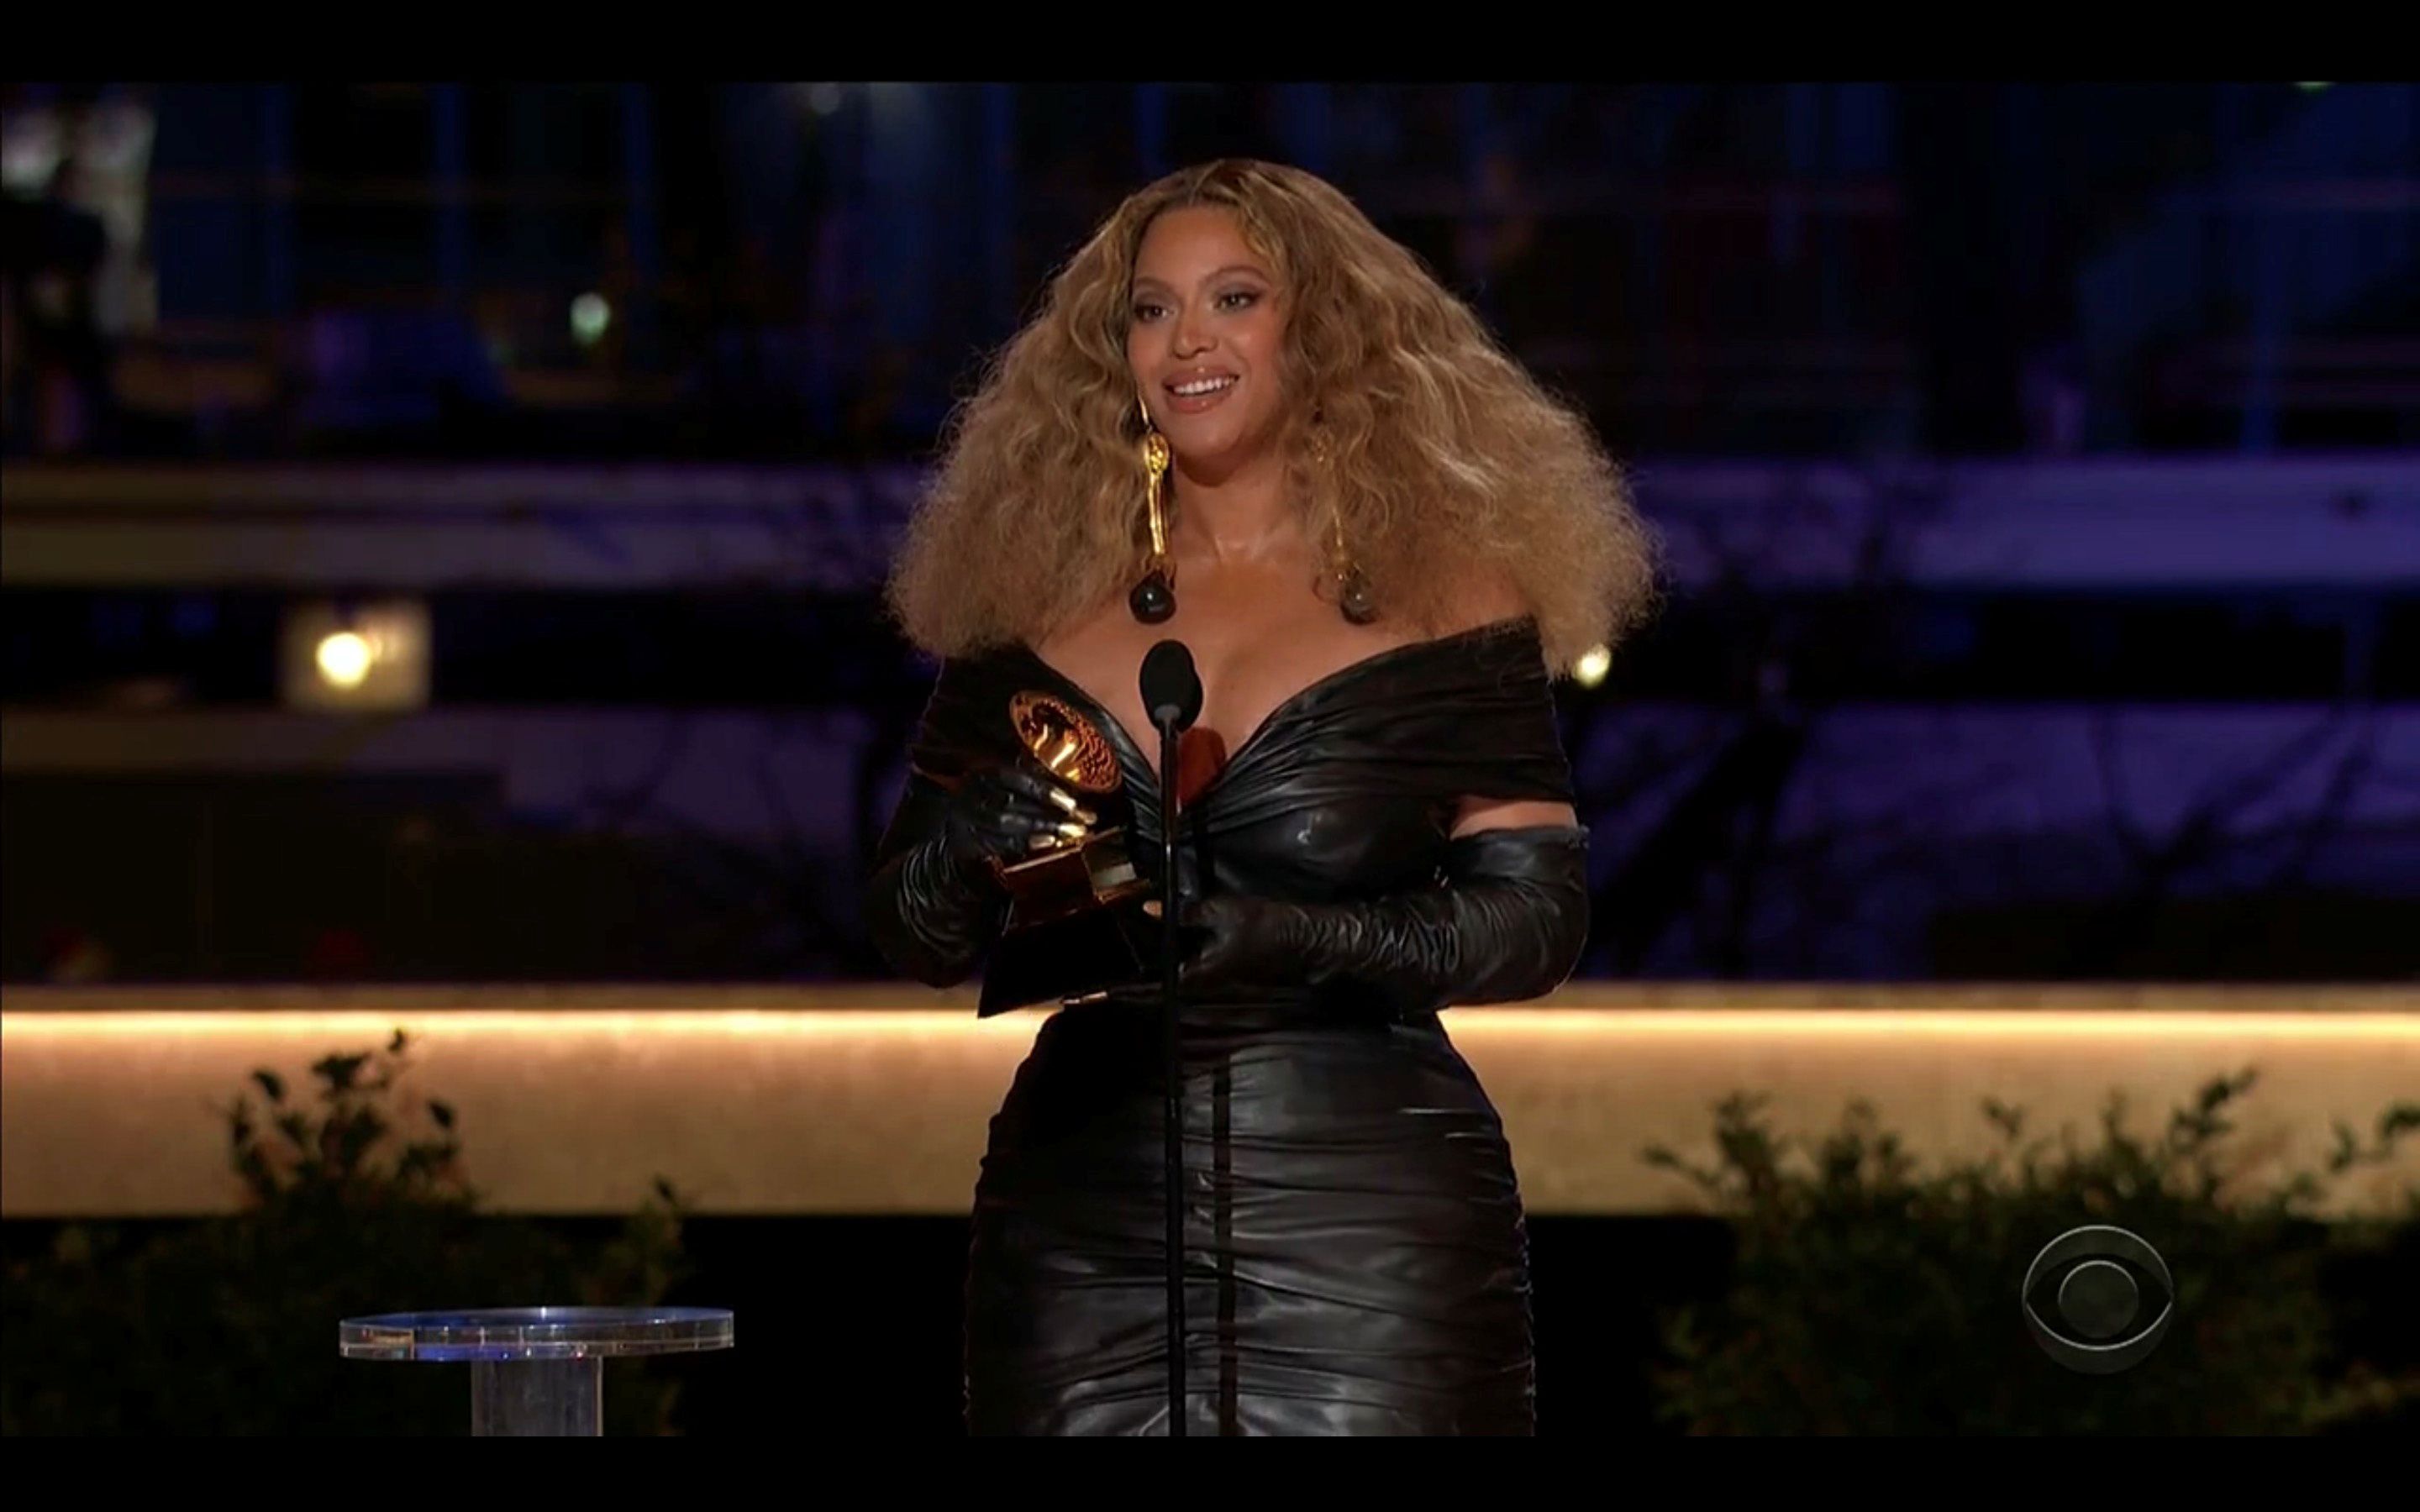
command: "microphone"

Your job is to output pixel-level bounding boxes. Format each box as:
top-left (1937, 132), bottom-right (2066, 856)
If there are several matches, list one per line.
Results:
top-left (1138, 637), bottom-right (1198, 1436)
top-left (1141, 639), bottom-right (1202, 733)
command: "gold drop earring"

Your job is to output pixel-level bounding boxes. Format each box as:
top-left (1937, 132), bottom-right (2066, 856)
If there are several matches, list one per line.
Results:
top-left (1311, 423), bottom-right (1377, 625)
top-left (1128, 402), bottom-right (1176, 624)
top-left (1328, 517), bottom-right (1378, 626)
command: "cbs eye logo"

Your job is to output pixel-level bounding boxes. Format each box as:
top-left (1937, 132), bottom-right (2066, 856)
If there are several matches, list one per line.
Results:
top-left (2022, 1225), bottom-right (2175, 1374)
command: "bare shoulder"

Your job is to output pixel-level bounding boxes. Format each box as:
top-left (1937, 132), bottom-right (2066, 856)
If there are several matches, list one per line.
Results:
top-left (1435, 562), bottom-right (1534, 638)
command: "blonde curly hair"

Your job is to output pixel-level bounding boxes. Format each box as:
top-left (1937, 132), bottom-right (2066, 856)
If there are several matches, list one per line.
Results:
top-left (885, 159), bottom-right (1657, 675)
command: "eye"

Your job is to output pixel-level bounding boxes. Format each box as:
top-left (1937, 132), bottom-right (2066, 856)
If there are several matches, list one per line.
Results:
top-left (1132, 301), bottom-right (1167, 323)
top-left (1217, 289), bottom-right (1261, 311)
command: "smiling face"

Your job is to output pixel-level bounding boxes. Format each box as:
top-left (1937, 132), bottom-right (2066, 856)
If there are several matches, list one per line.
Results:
top-left (1126, 207), bottom-right (1289, 476)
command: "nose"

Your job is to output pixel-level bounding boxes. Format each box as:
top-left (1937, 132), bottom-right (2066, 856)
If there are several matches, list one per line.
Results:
top-left (1169, 302), bottom-right (1213, 360)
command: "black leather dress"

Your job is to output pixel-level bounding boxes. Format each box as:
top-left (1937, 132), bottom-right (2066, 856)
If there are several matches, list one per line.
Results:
top-left (869, 617), bottom-right (1585, 1436)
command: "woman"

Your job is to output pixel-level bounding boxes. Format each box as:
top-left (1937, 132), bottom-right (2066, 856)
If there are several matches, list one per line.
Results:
top-left (865, 160), bottom-right (1655, 1436)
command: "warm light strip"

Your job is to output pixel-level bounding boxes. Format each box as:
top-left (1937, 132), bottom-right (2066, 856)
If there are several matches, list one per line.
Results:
top-left (3, 1010), bottom-right (1018, 1040)
top-left (8, 995), bottom-right (2413, 1219)
top-left (5, 1008), bottom-right (2414, 1043)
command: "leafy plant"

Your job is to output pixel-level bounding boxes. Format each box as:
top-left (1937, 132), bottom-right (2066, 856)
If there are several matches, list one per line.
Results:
top-left (1643, 1068), bottom-right (2419, 1435)
top-left (3, 1030), bottom-right (689, 1436)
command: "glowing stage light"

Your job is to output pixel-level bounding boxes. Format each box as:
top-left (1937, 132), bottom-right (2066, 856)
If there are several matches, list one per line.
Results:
top-left (313, 630), bottom-right (375, 689)
top-left (571, 293), bottom-right (612, 348)
top-left (1573, 644), bottom-right (1612, 688)
top-left (281, 601), bottom-right (429, 713)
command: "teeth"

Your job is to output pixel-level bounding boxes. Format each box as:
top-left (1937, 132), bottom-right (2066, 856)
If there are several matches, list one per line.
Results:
top-left (1172, 377), bottom-right (1235, 397)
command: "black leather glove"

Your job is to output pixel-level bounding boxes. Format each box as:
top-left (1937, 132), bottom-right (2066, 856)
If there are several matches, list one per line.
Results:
top-left (864, 763), bottom-right (1096, 987)
top-left (1177, 825), bottom-right (1590, 1014)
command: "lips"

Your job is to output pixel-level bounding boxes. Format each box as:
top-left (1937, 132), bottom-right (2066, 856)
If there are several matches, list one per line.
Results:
top-left (1162, 371), bottom-right (1239, 413)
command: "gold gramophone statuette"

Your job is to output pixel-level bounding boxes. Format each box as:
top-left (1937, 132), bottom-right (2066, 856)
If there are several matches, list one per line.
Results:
top-left (993, 691), bottom-right (1150, 928)
top-left (1012, 690), bottom-right (1122, 798)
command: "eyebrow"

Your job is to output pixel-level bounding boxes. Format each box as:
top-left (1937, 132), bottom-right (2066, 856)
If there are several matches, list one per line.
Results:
top-left (1131, 264), bottom-right (1273, 292)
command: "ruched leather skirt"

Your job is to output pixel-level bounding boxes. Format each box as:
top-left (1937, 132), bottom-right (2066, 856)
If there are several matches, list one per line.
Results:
top-left (963, 990), bottom-right (1535, 1436)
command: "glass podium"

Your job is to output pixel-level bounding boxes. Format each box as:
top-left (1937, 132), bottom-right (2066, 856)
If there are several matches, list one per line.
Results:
top-left (340, 1306), bottom-right (734, 1436)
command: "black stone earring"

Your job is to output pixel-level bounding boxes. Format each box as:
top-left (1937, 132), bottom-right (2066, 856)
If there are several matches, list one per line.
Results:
top-left (1333, 543), bottom-right (1379, 626)
top-left (1128, 423), bottom-right (1176, 624)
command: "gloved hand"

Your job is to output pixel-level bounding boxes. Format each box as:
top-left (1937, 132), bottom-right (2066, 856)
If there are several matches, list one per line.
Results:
top-left (1176, 826), bottom-right (1591, 1015)
top-left (934, 764), bottom-right (1097, 882)
top-left (865, 762), bottom-right (1097, 987)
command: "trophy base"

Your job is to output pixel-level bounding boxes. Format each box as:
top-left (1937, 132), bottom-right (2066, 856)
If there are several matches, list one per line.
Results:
top-left (995, 828), bottom-right (1150, 931)
top-left (977, 899), bottom-right (1158, 1017)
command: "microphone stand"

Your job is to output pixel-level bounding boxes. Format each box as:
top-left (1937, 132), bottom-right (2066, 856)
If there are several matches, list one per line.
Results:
top-left (1151, 709), bottom-right (1187, 1438)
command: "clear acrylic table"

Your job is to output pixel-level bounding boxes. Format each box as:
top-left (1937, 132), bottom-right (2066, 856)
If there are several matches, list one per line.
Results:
top-left (339, 1306), bottom-right (734, 1436)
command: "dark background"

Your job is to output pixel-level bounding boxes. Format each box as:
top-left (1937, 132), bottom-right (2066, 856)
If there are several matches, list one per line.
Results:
top-left (6, 81), bottom-right (2415, 990)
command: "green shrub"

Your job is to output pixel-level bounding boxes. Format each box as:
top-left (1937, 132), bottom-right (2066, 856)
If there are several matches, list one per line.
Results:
top-left (1644, 1068), bottom-right (2419, 1435)
top-left (3, 1030), bottom-right (689, 1436)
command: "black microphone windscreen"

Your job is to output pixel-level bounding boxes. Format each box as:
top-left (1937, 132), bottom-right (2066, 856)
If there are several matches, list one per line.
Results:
top-left (1140, 640), bottom-right (1202, 732)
